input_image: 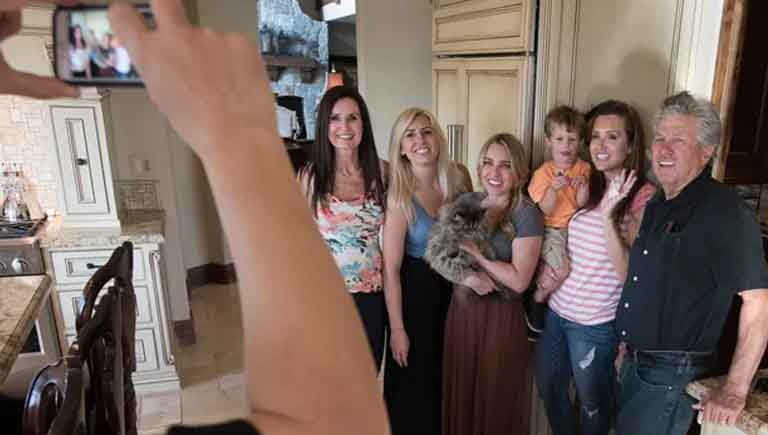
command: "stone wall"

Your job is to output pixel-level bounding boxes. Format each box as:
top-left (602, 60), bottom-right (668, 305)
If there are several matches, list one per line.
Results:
top-left (259, 0), bottom-right (328, 140)
top-left (0, 96), bottom-right (59, 213)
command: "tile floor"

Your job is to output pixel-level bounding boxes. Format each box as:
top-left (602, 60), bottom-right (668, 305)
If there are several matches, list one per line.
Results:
top-left (137, 283), bottom-right (248, 434)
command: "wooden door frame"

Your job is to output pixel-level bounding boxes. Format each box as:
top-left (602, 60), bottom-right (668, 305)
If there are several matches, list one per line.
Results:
top-left (710, 0), bottom-right (748, 181)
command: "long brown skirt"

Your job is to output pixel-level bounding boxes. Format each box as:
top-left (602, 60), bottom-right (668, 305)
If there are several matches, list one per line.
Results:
top-left (442, 287), bottom-right (532, 435)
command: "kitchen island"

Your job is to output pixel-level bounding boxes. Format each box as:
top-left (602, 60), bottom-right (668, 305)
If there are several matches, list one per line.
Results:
top-left (0, 275), bottom-right (51, 384)
top-left (687, 369), bottom-right (768, 435)
top-left (40, 211), bottom-right (180, 393)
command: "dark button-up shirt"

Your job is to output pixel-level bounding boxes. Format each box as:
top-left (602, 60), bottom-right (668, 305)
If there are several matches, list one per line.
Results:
top-left (615, 170), bottom-right (768, 352)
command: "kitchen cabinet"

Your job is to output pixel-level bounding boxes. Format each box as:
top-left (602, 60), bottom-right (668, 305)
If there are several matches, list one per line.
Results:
top-left (49, 92), bottom-right (121, 229)
top-left (432, 0), bottom-right (535, 55)
top-left (48, 242), bottom-right (180, 392)
top-left (432, 56), bottom-right (534, 187)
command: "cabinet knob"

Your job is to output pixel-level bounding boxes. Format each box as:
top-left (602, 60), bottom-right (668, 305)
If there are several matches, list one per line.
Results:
top-left (11, 258), bottom-right (30, 274)
top-left (85, 263), bottom-right (103, 270)
top-left (75, 158), bottom-right (88, 166)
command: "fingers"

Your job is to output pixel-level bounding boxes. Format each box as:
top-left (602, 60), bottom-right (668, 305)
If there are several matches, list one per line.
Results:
top-left (0, 10), bottom-right (21, 41)
top-left (0, 0), bottom-right (25, 11)
top-left (394, 349), bottom-right (408, 367)
top-left (0, 0), bottom-right (77, 14)
top-left (693, 395), bottom-right (742, 426)
top-left (149, 0), bottom-right (190, 28)
top-left (621, 170), bottom-right (638, 194)
top-left (1, 65), bottom-right (79, 99)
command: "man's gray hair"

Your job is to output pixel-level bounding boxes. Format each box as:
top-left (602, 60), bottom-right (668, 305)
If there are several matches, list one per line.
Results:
top-left (655, 91), bottom-right (721, 150)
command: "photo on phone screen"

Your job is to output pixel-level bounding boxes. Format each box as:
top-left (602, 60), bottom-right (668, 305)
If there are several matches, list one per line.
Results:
top-left (54, 5), bottom-right (154, 86)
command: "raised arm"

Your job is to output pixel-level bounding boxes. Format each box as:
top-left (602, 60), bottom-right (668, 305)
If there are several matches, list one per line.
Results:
top-left (382, 204), bottom-right (409, 367)
top-left (600, 170), bottom-right (639, 282)
top-left (109, 2), bottom-right (388, 434)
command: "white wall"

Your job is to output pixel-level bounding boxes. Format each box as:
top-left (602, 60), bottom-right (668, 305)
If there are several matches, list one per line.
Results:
top-left (106, 90), bottom-right (194, 321)
top-left (194, 0), bottom-right (259, 41)
top-left (356, 0), bottom-right (433, 157)
top-left (553, 0), bottom-right (723, 138)
top-left (532, 0), bottom-right (724, 166)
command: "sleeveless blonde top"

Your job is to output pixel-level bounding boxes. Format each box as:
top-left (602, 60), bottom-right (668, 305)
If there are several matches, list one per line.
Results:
top-left (315, 193), bottom-right (384, 293)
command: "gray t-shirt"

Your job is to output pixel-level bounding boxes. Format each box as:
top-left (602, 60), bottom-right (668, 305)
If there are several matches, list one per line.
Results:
top-left (459, 192), bottom-right (544, 262)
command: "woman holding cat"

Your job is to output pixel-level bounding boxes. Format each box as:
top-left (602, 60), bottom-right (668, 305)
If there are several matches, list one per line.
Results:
top-left (443, 133), bottom-right (544, 435)
top-left (382, 108), bottom-right (471, 435)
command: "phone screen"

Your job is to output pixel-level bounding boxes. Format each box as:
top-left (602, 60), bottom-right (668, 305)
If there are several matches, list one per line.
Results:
top-left (53, 5), bottom-right (154, 86)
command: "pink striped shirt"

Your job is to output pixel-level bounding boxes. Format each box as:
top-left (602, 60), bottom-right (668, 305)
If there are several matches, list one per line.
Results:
top-left (549, 183), bottom-right (656, 325)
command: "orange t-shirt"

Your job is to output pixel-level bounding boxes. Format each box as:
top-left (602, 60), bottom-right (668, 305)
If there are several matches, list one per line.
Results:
top-left (528, 160), bottom-right (591, 228)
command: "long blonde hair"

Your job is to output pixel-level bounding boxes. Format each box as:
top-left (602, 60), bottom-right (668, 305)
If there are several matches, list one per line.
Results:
top-left (475, 133), bottom-right (529, 235)
top-left (387, 108), bottom-right (464, 224)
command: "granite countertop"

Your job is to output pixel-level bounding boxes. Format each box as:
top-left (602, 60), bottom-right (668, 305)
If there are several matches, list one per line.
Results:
top-left (0, 275), bottom-right (52, 384)
top-left (687, 369), bottom-right (768, 434)
top-left (40, 210), bottom-right (165, 249)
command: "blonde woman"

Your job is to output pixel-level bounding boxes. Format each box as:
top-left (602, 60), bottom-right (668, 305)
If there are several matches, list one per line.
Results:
top-left (382, 108), bottom-right (471, 435)
top-left (443, 133), bottom-right (543, 435)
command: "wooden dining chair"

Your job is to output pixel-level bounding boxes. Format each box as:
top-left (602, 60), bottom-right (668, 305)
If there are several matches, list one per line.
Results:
top-left (75, 241), bottom-right (138, 435)
top-left (1, 242), bottom-right (138, 435)
top-left (21, 349), bottom-right (85, 435)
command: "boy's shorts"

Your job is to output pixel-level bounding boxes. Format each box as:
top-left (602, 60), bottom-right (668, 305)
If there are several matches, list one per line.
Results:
top-left (541, 227), bottom-right (567, 270)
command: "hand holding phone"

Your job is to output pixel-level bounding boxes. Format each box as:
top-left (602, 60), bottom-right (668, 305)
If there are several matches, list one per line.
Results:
top-left (0, 0), bottom-right (79, 98)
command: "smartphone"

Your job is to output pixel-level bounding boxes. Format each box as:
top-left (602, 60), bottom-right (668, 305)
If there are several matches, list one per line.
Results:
top-left (53, 4), bottom-right (154, 87)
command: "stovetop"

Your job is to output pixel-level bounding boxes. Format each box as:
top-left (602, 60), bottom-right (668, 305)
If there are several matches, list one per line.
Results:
top-left (0, 217), bottom-right (46, 240)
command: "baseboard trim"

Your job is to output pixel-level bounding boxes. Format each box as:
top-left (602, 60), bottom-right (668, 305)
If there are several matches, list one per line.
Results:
top-left (186, 262), bottom-right (238, 292)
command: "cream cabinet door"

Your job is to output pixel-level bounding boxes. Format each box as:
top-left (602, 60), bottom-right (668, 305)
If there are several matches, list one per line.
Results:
top-left (51, 106), bottom-right (111, 216)
top-left (433, 0), bottom-right (535, 55)
top-left (50, 103), bottom-right (120, 227)
top-left (433, 57), bottom-right (534, 188)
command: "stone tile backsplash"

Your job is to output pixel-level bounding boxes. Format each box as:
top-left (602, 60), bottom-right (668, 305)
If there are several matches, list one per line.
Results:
top-left (117, 179), bottom-right (161, 210)
top-left (0, 95), bottom-right (59, 213)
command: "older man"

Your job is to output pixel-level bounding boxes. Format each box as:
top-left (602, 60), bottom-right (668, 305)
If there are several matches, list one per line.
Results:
top-left (614, 91), bottom-right (768, 435)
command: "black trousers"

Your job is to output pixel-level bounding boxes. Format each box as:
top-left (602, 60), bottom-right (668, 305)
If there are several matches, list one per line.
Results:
top-left (351, 291), bottom-right (385, 370)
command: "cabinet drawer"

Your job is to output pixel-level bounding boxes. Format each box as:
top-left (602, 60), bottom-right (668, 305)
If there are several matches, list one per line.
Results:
top-left (57, 284), bottom-right (154, 331)
top-left (134, 328), bottom-right (160, 372)
top-left (433, 0), bottom-right (533, 55)
top-left (51, 248), bottom-right (146, 285)
top-left (64, 328), bottom-right (160, 373)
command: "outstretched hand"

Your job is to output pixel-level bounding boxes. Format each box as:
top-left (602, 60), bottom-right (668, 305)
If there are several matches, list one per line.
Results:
top-left (0, 0), bottom-right (79, 99)
top-left (600, 169), bottom-right (637, 220)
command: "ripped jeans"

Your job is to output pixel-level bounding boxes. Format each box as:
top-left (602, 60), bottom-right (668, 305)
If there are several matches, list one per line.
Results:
top-left (534, 308), bottom-right (618, 435)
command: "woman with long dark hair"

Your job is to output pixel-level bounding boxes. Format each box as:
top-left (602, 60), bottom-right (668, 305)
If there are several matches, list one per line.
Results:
top-left (68, 24), bottom-right (90, 78)
top-left (534, 100), bottom-right (657, 435)
top-left (298, 86), bottom-right (388, 368)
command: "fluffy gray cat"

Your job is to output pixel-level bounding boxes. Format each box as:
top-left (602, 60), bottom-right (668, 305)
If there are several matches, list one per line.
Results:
top-left (424, 194), bottom-right (515, 299)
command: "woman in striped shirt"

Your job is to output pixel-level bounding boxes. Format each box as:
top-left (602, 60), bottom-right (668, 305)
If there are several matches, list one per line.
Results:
top-left (533, 100), bottom-right (656, 435)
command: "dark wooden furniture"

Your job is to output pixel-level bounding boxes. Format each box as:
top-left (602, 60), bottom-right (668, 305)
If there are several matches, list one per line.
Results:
top-left (75, 241), bottom-right (137, 435)
top-left (0, 242), bottom-right (139, 435)
top-left (22, 350), bottom-right (85, 435)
